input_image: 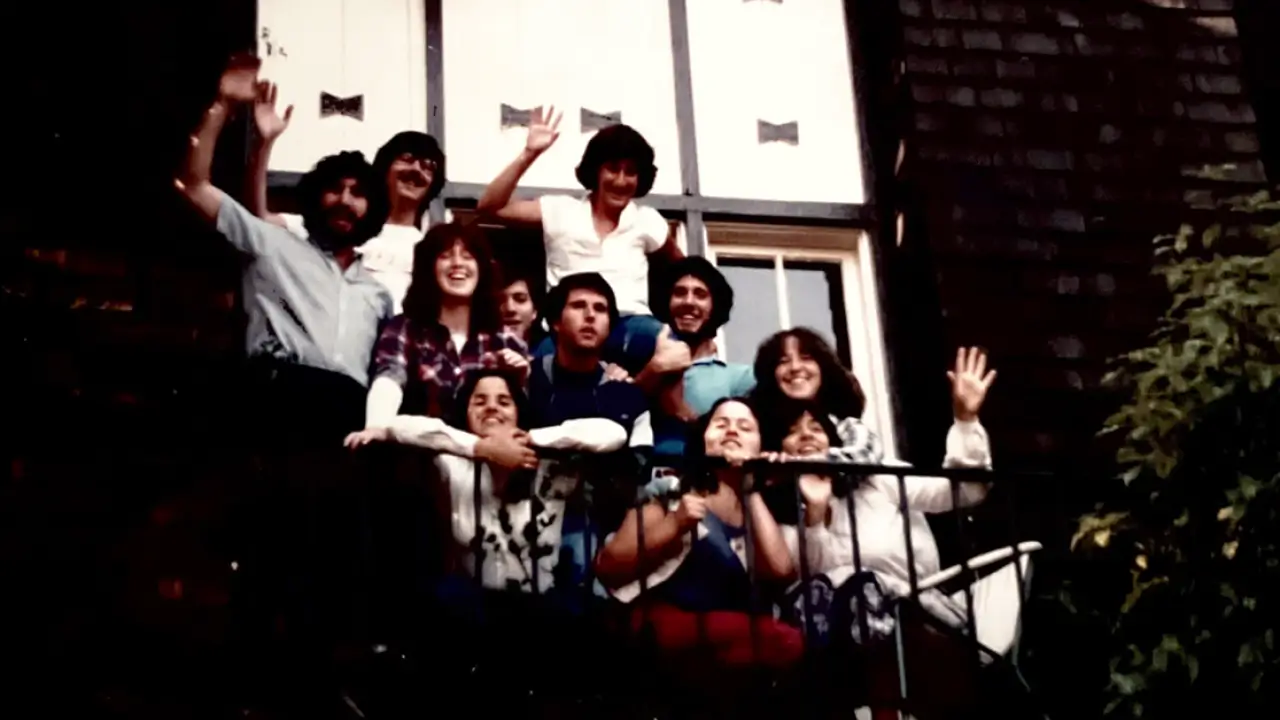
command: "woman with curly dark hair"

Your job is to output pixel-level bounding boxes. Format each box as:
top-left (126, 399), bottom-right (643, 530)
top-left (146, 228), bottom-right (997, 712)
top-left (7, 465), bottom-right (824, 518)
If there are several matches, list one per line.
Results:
top-left (751, 328), bottom-right (885, 465)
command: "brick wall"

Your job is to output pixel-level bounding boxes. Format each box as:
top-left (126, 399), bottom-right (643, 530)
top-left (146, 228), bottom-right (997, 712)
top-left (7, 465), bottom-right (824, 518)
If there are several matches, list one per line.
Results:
top-left (882, 0), bottom-right (1264, 471)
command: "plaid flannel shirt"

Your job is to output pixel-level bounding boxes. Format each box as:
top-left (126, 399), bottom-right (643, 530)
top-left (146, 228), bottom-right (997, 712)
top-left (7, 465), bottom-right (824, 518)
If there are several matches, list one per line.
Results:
top-left (370, 315), bottom-right (528, 418)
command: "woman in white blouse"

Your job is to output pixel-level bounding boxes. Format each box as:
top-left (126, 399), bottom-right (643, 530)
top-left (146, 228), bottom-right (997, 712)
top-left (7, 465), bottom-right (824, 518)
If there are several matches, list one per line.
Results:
top-left (765, 347), bottom-right (998, 636)
top-left (347, 368), bottom-right (627, 593)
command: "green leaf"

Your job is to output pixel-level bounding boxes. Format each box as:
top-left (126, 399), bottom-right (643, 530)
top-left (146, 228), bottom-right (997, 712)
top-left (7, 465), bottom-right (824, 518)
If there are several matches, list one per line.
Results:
top-left (1082, 181), bottom-right (1280, 716)
top-left (1203, 224), bottom-right (1223, 250)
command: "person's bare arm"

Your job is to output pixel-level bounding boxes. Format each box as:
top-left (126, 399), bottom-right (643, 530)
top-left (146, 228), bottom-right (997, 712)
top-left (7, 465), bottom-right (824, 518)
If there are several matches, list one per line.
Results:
top-left (747, 493), bottom-right (796, 581)
top-left (476, 149), bottom-right (544, 226)
top-left (475, 106), bottom-right (562, 226)
top-left (175, 106), bottom-right (228, 222)
top-left (651, 222), bottom-right (685, 262)
top-left (595, 502), bottom-right (690, 589)
top-left (245, 82), bottom-right (294, 228)
top-left (176, 55), bottom-right (260, 223)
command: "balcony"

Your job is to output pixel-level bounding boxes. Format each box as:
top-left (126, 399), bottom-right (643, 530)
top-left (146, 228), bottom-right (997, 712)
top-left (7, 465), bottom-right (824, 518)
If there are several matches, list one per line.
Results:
top-left (13, 433), bottom-right (1058, 719)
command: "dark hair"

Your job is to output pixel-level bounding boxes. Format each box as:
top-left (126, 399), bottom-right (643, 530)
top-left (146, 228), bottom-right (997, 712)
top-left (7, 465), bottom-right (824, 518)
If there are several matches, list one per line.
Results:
top-left (682, 396), bottom-right (759, 494)
top-left (758, 399), bottom-right (848, 525)
top-left (575, 124), bottom-right (657, 198)
top-left (372, 131), bottom-right (446, 223)
top-left (761, 399), bottom-right (841, 453)
top-left (297, 151), bottom-right (382, 244)
top-left (501, 265), bottom-right (544, 305)
top-left (654, 256), bottom-right (735, 334)
top-left (402, 222), bottom-right (503, 335)
top-left (751, 328), bottom-right (866, 420)
top-left (541, 272), bottom-right (620, 333)
top-left (450, 369), bottom-right (536, 501)
top-left (449, 368), bottom-right (531, 433)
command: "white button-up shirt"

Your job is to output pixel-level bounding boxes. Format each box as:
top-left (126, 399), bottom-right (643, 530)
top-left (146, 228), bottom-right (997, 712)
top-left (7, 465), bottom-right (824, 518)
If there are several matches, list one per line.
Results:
top-left (539, 195), bottom-right (669, 317)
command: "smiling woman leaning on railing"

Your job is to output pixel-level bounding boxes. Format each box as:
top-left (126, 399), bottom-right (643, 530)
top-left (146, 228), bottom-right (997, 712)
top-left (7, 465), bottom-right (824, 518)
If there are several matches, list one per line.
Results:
top-left (597, 397), bottom-right (805, 670)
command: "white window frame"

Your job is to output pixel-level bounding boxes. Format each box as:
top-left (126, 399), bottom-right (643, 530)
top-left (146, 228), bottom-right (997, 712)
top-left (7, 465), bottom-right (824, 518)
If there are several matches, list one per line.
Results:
top-left (704, 230), bottom-right (898, 458)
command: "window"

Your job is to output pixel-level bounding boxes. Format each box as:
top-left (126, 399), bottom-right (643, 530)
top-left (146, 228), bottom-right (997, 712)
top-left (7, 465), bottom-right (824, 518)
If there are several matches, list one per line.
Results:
top-left (442, 0), bottom-right (682, 192)
top-left (685, 0), bottom-right (866, 203)
top-left (706, 224), bottom-right (896, 454)
top-left (257, 0), bottom-right (427, 173)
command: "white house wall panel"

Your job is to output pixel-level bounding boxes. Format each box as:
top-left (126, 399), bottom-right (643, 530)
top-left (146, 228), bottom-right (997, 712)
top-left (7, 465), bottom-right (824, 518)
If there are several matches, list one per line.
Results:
top-left (443, 0), bottom-right (681, 194)
top-left (256, 0), bottom-right (344, 173)
top-left (256, 0), bottom-right (428, 173)
top-left (686, 0), bottom-right (866, 204)
top-left (341, 0), bottom-right (428, 163)
top-left (569, 0), bottom-right (682, 195)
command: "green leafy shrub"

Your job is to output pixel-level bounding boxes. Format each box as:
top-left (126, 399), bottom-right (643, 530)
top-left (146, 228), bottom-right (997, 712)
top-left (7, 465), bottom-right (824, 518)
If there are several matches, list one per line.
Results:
top-left (1072, 185), bottom-right (1280, 717)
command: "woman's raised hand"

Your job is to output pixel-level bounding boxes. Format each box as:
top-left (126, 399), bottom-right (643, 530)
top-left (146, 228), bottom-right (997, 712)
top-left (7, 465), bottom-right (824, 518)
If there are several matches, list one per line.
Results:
top-left (948, 346), bottom-right (997, 422)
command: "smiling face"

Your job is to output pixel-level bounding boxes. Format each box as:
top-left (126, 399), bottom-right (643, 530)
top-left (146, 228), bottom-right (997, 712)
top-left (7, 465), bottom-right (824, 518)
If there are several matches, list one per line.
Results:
top-left (386, 152), bottom-right (436, 209)
top-left (775, 335), bottom-right (822, 401)
top-left (703, 400), bottom-right (762, 458)
top-left (782, 412), bottom-right (830, 458)
top-left (595, 159), bottom-right (640, 212)
top-left (434, 239), bottom-right (479, 300)
top-left (318, 177), bottom-right (369, 238)
top-left (669, 274), bottom-right (713, 337)
top-left (500, 279), bottom-right (536, 339)
top-left (465, 376), bottom-right (519, 437)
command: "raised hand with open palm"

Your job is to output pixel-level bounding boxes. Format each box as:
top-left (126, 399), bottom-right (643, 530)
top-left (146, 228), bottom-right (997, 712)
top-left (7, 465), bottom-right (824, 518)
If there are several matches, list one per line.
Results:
top-left (219, 53), bottom-right (261, 103)
top-left (253, 80), bottom-right (293, 143)
top-left (525, 105), bottom-right (562, 155)
top-left (947, 346), bottom-right (997, 422)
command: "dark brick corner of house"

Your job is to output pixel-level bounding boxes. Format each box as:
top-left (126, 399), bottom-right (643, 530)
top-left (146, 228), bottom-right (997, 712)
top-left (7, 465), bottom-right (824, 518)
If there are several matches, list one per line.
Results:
top-left (880, 0), bottom-right (1266, 475)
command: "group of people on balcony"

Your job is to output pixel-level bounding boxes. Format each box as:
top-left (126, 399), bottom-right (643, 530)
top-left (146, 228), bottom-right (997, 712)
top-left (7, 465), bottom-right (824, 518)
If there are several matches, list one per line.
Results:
top-left (177, 55), bottom-right (1002, 697)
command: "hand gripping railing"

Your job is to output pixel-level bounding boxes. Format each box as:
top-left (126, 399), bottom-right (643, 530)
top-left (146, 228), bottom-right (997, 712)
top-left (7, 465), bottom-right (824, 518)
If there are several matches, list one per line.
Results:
top-left (363, 444), bottom-right (1051, 718)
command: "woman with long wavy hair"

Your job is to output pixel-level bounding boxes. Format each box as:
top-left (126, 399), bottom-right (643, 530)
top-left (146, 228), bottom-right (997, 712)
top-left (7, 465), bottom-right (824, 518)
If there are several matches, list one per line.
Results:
top-left (346, 222), bottom-right (530, 449)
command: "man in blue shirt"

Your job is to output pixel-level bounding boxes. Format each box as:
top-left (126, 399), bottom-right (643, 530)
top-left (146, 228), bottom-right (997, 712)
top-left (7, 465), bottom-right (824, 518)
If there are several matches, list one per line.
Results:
top-left (636, 257), bottom-right (755, 465)
top-left (527, 273), bottom-right (653, 605)
top-left (528, 273), bottom-right (653, 441)
top-left (175, 56), bottom-right (393, 715)
top-left (176, 56), bottom-right (393, 446)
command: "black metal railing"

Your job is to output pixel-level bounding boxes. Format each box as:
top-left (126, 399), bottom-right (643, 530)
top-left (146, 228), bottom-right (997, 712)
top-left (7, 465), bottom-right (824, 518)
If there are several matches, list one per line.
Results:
top-left (343, 444), bottom-right (1053, 718)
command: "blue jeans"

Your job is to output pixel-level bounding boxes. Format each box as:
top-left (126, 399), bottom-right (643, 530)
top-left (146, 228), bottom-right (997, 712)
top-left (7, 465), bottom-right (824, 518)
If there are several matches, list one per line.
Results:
top-left (533, 314), bottom-right (665, 376)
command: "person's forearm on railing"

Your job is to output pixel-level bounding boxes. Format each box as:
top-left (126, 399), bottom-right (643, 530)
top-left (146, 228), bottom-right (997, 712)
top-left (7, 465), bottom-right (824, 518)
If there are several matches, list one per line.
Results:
top-left (385, 415), bottom-right (479, 457)
top-left (595, 504), bottom-right (686, 589)
top-left (528, 418), bottom-right (627, 453)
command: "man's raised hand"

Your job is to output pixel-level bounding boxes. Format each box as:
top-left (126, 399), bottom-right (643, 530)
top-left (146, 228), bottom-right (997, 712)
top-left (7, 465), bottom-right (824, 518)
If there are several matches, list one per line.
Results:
top-left (253, 80), bottom-right (293, 142)
top-left (525, 105), bottom-right (562, 155)
top-left (219, 53), bottom-right (261, 103)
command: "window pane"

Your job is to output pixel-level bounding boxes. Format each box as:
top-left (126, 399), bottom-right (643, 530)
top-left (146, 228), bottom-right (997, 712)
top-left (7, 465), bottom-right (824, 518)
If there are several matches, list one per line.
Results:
top-left (784, 260), bottom-right (852, 367)
top-left (685, 0), bottom-right (865, 203)
top-left (717, 257), bottom-right (780, 364)
top-left (258, 0), bottom-right (427, 173)
top-left (443, 0), bottom-right (681, 193)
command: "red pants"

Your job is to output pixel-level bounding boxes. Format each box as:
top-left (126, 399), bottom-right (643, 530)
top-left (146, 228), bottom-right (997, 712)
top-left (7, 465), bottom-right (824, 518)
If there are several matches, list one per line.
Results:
top-left (630, 602), bottom-right (805, 669)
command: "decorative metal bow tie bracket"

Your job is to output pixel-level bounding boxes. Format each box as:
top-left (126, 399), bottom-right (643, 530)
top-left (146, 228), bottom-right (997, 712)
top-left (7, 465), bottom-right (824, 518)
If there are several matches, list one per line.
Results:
top-left (758, 119), bottom-right (799, 145)
top-left (500, 103), bottom-right (622, 132)
top-left (321, 92), bottom-right (364, 121)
